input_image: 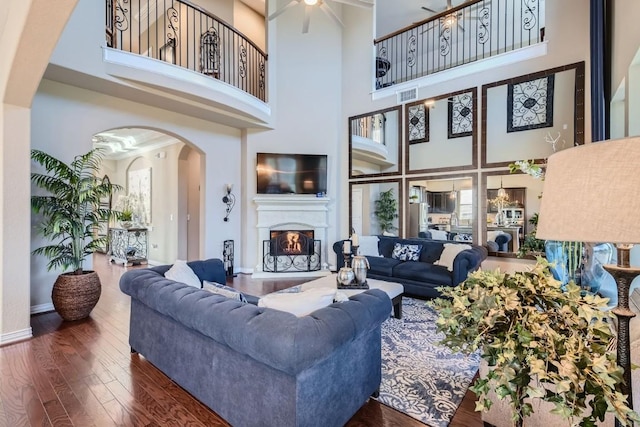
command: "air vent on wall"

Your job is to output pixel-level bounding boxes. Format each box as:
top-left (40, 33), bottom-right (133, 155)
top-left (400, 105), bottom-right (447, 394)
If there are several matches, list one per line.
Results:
top-left (397, 87), bottom-right (418, 104)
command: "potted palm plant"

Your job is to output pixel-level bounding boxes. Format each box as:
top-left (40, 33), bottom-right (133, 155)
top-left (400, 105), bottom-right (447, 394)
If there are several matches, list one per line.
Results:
top-left (31, 148), bottom-right (122, 321)
top-left (374, 188), bottom-right (399, 235)
top-left (429, 259), bottom-right (639, 427)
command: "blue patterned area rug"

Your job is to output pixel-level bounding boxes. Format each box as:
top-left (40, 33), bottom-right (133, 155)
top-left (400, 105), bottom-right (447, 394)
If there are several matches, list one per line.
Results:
top-left (378, 297), bottom-right (481, 427)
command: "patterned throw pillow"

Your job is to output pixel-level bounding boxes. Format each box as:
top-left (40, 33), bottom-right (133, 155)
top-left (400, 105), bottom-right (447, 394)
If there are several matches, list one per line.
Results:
top-left (391, 243), bottom-right (423, 261)
top-left (203, 281), bottom-right (248, 303)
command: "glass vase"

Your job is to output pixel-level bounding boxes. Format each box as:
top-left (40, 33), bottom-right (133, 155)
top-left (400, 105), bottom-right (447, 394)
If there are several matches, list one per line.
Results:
top-left (544, 240), bottom-right (583, 287)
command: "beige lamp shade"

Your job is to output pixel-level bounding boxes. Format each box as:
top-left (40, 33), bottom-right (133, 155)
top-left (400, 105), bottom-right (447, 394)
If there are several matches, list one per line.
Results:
top-left (536, 137), bottom-right (640, 244)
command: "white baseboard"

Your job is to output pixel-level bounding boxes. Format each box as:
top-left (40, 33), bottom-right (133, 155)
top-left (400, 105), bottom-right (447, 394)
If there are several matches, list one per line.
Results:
top-left (31, 303), bottom-right (55, 315)
top-left (1, 327), bottom-right (33, 346)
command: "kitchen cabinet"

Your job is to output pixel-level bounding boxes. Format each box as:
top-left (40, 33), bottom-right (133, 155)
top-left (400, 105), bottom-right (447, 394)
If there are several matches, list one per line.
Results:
top-left (427, 191), bottom-right (456, 213)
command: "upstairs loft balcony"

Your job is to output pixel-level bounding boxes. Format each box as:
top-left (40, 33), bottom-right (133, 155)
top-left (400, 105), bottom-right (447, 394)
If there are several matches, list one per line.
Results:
top-left (351, 112), bottom-right (395, 172)
top-left (374, 0), bottom-right (545, 91)
top-left (106, 0), bottom-right (267, 102)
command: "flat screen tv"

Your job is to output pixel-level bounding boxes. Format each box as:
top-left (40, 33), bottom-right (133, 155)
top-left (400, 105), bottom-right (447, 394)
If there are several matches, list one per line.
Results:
top-left (256, 153), bottom-right (327, 195)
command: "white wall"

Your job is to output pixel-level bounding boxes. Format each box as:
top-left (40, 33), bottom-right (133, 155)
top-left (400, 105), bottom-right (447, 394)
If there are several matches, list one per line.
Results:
top-left (30, 79), bottom-right (242, 308)
top-left (112, 143), bottom-right (186, 264)
top-left (611, 0), bottom-right (640, 98)
top-left (1, 0), bottom-right (79, 342)
top-left (199, 0), bottom-right (234, 23)
top-left (234, 0), bottom-right (266, 52)
top-left (241, 1), bottom-right (343, 272)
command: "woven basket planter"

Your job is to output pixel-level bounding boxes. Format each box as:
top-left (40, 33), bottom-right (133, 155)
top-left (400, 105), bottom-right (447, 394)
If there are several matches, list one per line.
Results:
top-left (52, 271), bottom-right (102, 321)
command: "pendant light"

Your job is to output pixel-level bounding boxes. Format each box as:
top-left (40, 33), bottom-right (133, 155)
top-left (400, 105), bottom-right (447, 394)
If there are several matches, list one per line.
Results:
top-left (449, 182), bottom-right (457, 199)
top-left (497, 178), bottom-right (507, 198)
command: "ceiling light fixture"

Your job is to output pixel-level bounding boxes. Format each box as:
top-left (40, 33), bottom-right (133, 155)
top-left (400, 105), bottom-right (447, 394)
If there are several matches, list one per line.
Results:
top-left (497, 178), bottom-right (507, 198)
top-left (443, 14), bottom-right (457, 28)
top-left (268, 0), bottom-right (373, 34)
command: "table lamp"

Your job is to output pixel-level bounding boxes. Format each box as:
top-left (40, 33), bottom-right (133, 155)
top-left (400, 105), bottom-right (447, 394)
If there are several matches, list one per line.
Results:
top-left (536, 137), bottom-right (640, 420)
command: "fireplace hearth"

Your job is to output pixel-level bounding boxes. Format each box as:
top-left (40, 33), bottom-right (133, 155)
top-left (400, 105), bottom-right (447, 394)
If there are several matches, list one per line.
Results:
top-left (263, 230), bottom-right (321, 273)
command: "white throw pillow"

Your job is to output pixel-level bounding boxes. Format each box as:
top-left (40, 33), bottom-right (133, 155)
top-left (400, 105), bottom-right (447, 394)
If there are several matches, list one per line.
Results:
top-left (430, 230), bottom-right (448, 241)
top-left (258, 287), bottom-right (337, 317)
top-left (164, 260), bottom-right (201, 288)
top-left (435, 243), bottom-right (472, 272)
top-left (358, 236), bottom-right (380, 257)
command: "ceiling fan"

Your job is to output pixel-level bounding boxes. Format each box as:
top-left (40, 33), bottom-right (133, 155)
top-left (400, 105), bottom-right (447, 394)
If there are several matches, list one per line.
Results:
top-left (421, 0), bottom-right (476, 31)
top-left (269, 0), bottom-right (374, 34)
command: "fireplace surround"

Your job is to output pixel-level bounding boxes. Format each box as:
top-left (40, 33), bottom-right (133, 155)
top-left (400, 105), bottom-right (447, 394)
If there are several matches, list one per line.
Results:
top-left (253, 195), bottom-right (331, 278)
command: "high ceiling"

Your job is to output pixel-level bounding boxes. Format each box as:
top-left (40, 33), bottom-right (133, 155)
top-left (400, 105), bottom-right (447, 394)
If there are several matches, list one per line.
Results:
top-left (244, 0), bottom-right (470, 39)
top-left (376, 0), bottom-right (469, 38)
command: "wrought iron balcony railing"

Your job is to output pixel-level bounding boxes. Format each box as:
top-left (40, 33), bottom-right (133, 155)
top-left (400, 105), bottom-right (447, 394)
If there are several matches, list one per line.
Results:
top-left (374, 0), bottom-right (543, 89)
top-left (106, 0), bottom-right (267, 101)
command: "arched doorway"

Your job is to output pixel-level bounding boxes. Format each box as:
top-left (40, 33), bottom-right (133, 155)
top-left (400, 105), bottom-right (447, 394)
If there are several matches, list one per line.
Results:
top-left (93, 127), bottom-right (203, 264)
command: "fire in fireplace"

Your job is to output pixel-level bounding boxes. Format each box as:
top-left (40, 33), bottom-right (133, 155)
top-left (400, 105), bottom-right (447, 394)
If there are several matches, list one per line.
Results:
top-left (269, 230), bottom-right (314, 256)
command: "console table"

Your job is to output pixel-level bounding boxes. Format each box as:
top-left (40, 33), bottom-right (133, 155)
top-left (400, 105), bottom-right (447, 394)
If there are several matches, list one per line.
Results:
top-left (109, 227), bottom-right (148, 266)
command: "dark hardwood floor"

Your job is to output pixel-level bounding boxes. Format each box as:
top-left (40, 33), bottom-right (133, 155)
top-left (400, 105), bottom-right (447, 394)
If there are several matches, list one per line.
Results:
top-left (2, 254), bottom-right (482, 426)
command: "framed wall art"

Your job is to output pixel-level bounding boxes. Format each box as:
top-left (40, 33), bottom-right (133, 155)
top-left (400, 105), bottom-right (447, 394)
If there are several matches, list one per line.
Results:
top-left (128, 167), bottom-right (152, 225)
top-left (406, 101), bottom-right (429, 144)
top-left (507, 75), bottom-right (555, 133)
top-left (448, 91), bottom-right (474, 138)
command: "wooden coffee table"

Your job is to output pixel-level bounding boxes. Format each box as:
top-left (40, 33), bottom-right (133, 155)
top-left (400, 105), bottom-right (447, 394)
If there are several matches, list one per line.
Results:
top-left (298, 274), bottom-right (404, 319)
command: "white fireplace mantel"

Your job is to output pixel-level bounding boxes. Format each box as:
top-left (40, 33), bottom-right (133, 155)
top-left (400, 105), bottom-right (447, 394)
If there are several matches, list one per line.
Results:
top-left (253, 195), bottom-right (332, 278)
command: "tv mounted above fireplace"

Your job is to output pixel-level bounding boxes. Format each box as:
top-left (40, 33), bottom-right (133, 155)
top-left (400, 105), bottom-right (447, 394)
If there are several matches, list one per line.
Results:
top-left (256, 153), bottom-right (328, 195)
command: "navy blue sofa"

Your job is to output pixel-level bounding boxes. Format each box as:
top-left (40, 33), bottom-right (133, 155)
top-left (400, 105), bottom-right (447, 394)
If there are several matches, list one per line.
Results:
top-left (334, 236), bottom-right (487, 298)
top-left (120, 259), bottom-right (391, 427)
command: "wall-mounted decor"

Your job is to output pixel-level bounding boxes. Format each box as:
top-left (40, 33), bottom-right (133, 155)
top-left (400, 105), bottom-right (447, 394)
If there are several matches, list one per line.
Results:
top-left (128, 167), bottom-right (151, 225)
top-left (406, 101), bottom-right (429, 144)
top-left (482, 62), bottom-right (584, 168)
top-left (507, 75), bottom-right (555, 132)
top-left (448, 92), bottom-right (474, 138)
top-left (407, 88), bottom-right (477, 173)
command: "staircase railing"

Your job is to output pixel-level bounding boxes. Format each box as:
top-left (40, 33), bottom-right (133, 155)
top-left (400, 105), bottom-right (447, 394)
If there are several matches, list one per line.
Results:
top-left (374, 0), bottom-right (543, 89)
top-left (106, 0), bottom-right (267, 101)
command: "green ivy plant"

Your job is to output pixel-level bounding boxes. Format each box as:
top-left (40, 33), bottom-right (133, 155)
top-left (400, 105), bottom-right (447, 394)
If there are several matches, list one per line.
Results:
top-left (429, 259), bottom-right (640, 427)
top-left (374, 188), bottom-right (398, 234)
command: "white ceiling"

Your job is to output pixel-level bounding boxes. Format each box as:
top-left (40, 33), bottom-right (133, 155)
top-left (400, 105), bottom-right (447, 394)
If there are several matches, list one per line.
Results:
top-left (376, 0), bottom-right (469, 38)
top-left (239, 0), bottom-right (467, 39)
top-left (92, 128), bottom-right (179, 160)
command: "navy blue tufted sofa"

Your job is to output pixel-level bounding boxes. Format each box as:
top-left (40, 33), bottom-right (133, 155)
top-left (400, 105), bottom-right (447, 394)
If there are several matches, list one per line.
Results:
top-left (334, 236), bottom-right (487, 299)
top-left (120, 258), bottom-right (391, 427)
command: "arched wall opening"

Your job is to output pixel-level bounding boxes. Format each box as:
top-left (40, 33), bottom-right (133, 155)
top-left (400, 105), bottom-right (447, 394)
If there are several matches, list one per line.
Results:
top-left (92, 127), bottom-right (204, 266)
